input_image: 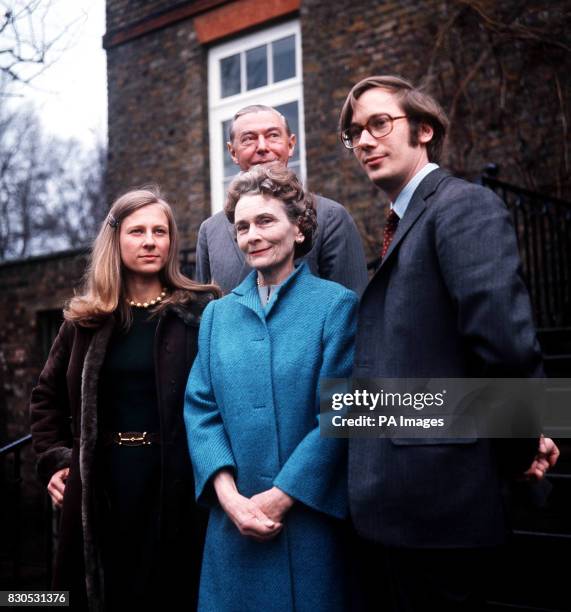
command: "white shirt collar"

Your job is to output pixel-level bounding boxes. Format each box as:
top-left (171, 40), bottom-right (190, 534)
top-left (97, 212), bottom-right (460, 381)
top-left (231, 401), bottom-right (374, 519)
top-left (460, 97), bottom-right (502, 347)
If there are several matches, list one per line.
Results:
top-left (391, 163), bottom-right (439, 219)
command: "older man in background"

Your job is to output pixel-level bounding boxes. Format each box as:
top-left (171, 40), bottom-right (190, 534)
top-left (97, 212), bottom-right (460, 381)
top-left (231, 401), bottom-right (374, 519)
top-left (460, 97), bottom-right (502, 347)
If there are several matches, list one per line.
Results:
top-left (195, 104), bottom-right (368, 295)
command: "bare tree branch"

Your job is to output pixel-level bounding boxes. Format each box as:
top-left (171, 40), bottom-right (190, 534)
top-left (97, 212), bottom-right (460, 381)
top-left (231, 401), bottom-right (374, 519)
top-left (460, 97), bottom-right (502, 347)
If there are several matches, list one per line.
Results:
top-left (0, 102), bottom-right (107, 260)
top-left (0, 0), bottom-right (84, 88)
top-left (420, 0), bottom-right (570, 196)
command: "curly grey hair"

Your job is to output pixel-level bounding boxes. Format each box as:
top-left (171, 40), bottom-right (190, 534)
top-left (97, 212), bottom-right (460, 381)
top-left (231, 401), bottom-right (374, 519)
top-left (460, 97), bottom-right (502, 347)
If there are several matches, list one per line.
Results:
top-left (225, 163), bottom-right (317, 258)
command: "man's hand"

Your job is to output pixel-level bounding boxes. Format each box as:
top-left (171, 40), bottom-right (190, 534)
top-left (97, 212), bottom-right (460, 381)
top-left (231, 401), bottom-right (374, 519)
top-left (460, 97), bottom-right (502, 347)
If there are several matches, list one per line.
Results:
top-left (250, 487), bottom-right (295, 523)
top-left (524, 436), bottom-right (560, 480)
top-left (47, 467), bottom-right (69, 508)
top-left (213, 470), bottom-right (282, 541)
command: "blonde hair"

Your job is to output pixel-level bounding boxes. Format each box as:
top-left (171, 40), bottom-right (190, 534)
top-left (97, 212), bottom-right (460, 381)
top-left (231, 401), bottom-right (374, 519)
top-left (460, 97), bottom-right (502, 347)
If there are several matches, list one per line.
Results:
top-left (65, 187), bottom-right (220, 328)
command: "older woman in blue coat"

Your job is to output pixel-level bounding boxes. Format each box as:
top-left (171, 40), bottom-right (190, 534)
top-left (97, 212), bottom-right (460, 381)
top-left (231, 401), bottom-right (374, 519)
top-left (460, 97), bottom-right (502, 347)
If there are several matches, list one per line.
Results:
top-left (184, 163), bottom-right (358, 612)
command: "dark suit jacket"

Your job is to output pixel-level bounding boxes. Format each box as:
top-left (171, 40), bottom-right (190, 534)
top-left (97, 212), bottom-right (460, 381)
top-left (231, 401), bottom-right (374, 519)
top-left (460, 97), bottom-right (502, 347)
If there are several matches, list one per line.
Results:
top-left (349, 168), bottom-right (543, 548)
top-left (195, 195), bottom-right (368, 295)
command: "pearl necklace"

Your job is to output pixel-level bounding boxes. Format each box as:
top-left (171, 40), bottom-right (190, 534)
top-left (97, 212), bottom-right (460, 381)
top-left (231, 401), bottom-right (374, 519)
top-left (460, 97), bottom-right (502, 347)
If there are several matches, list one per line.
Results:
top-left (127, 289), bottom-right (166, 308)
top-left (256, 277), bottom-right (272, 304)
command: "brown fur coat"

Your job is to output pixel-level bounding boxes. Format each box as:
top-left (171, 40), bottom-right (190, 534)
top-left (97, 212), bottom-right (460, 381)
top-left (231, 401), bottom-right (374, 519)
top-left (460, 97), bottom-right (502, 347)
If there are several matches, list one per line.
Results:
top-left (30, 300), bottom-right (210, 610)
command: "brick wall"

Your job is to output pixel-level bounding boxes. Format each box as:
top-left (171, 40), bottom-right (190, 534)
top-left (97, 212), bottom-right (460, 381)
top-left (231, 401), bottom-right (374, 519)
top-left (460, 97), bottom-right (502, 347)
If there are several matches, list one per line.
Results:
top-left (0, 250), bottom-right (88, 442)
top-left (104, 0), bottom-right (568, 261)
top-left (106, 16), bottom-right (210, 245)
top-left (301, 0), bottom-right (570, 257)
top-left (106, 0), bottom-right (182, 33)
top-left (0, 251), bottom-right (88, 577)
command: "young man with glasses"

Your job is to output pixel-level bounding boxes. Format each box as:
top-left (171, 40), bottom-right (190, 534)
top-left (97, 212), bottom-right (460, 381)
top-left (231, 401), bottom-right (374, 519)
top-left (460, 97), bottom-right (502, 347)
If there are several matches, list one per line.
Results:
top-left (195, 104), bottom-right (368, 295)
top-left (339, 75), bottom-right (558, 611)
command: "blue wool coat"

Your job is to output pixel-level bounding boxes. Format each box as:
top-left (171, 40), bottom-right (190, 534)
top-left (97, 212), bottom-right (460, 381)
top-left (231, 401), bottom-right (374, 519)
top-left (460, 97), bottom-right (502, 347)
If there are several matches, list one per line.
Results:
top-left (184, 263), bottom-right (358, 612)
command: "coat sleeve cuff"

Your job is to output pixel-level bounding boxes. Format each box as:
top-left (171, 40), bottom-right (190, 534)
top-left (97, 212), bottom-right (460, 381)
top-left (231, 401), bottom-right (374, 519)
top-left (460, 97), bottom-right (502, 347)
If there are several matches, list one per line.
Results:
top-left (273, 480), bottom-right (348, 520)
top-left (195, 458), bottom-right (237, 508)
top-left (36, 446), bottom-right (72, 486)
top-left (273, 453), bottom-right (348, 520)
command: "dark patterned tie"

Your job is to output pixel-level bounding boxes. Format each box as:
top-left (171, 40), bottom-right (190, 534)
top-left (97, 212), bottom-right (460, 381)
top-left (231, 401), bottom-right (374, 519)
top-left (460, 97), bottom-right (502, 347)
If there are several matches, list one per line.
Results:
top-left (381, 208), bottom-right (400, 259)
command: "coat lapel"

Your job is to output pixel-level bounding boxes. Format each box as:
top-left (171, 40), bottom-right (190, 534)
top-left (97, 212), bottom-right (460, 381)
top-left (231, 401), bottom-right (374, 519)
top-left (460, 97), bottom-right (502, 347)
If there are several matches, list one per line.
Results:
top-left (233, 271), bottom-right (267, 322)
top-left (231, 264), bottom-right (308, 321)
top-left (79, 316), bottom-right (114, 611)
top-left (375, 168), bottom-right (449, 275)
top-left (263, 264), bottom-right (307, 317)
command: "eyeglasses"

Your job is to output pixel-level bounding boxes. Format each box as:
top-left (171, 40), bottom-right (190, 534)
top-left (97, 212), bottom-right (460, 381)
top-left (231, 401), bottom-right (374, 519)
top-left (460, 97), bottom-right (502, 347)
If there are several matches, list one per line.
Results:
top-left (341, 114), bottom-right (407, 149)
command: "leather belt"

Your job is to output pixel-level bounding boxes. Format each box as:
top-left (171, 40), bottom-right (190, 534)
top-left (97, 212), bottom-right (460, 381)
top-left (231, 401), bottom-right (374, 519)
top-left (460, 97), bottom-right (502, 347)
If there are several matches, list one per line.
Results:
top-left (102, 431), bottom-right (161, 447)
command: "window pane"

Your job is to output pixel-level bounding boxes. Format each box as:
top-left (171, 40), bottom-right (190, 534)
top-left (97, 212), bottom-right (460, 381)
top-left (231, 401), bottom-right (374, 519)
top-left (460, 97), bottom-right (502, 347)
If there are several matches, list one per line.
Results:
top-left (275, 101), bottom-right (300, 162)
top-left (246, 44), bottom-right (268, 90)
top-left (272, 35), bottom-right (295, 82)
top-left (222, 119), bottom-right (235, 178)
top-left (220, 54), bottom-right (241, 98)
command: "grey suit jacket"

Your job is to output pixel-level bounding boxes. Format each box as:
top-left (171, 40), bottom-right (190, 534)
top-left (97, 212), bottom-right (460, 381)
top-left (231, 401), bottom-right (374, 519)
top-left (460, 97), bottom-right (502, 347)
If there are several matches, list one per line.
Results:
top-left (195, 195), bottom-right (368, 295)
top-left (349, 168), bottom-right (543, 548)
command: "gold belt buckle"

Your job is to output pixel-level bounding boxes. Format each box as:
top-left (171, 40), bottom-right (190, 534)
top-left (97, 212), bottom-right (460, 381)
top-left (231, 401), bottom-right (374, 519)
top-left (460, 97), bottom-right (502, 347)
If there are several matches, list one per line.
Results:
top-left (117, 431), bottom-right (150, 446)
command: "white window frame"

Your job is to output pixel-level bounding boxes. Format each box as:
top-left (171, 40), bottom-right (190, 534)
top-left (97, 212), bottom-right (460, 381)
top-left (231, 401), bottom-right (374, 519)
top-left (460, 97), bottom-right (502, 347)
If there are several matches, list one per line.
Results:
top-left (208, 19), bottom-right (306, 214)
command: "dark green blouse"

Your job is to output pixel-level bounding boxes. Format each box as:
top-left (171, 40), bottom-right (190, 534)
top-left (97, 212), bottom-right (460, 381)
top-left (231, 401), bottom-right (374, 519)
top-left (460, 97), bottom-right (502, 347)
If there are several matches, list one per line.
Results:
top-left (98, 307), bottom-right (162, 606)
top-left (99, 307), bottom-right (160, 432)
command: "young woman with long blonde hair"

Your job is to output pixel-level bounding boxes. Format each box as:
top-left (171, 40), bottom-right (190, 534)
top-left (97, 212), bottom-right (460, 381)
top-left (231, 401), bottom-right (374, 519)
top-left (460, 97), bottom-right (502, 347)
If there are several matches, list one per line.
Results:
top-left (31, 187), bottom-right (219, 611)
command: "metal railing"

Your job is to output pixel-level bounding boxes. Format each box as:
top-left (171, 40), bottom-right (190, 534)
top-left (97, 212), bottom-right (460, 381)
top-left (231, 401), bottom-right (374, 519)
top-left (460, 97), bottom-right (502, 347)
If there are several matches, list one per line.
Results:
top-left (1, 434), bottom-right (31, 585)
top-left (481, 167), bottom-right (571, 329)
top-left (0, 434), bottom-right (52, 587)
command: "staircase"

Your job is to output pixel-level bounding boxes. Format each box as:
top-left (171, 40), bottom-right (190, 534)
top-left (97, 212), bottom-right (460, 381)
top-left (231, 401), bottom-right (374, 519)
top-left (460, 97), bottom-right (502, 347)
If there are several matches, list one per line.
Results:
top-left (480, 172), bottom-right (571, 611)
top-left (487, 328), bottom-right (571, 611)
top-left (539, 329), bottom-right (571, 379)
